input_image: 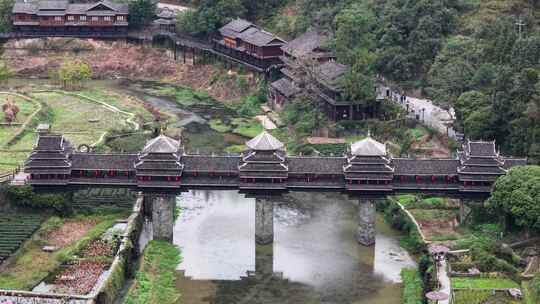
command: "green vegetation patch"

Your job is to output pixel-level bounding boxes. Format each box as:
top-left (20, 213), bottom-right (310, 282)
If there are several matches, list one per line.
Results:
top-left (0, 212), bottom-right (124, 290)
top-left (224, 144), bottom-right (245, 154)
top-left (209, 119), bottom-right (232, 133)
top-left (30, 91), bottom-right (127, 146)
top-left (409, 209), bottom-right (456, 221)
top-left (401, 268), bottom-right (423, 304)
top-left (231, 117), bottom-right (263, 138)
top-left (453, 290), bottom-right (523, 304)
top-left (125, 240), bottom-right (182, 304)
top-left (523, 280), bottom-right (539, 304)
top-left (451, 277), bottom-right (520, 289)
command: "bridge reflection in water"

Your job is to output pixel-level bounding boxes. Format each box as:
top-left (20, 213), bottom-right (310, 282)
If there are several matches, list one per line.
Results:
top-left (169, 190), bottom-right (415, 304)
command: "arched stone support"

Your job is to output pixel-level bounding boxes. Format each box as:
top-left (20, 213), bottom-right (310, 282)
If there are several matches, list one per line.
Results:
top-left (150, 194), bottom-right (175, 242)
top-left (356, 200), bottom-right (376, 246)
top-left (255, 197), bottom-right (274, 245)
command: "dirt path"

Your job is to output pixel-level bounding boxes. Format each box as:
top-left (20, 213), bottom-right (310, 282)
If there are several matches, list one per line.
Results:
top-left (0, 92), bottom-right (42, 147)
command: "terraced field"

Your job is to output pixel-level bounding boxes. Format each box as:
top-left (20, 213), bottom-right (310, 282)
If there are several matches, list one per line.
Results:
top-left (0, 215), bottom-right (43, 264)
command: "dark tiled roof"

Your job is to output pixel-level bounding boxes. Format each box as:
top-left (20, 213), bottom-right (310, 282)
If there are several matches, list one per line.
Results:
top-left (27, 151), bottom-right (68, 160)
top-left (459, 175), bottom-right (500, 182)
top-left (349, 156), bottom-right (390, 164)
top-left (183, 155), bottom-right (239, 172)
top-left (345, 164), bottom-right (393, 173)
top-left (14, 0), bottom-right (128, 15)
top-left (139, 153), bottom-right (179, 161)
top-left (39, 0), bottom-right (69, 10)
top-left (271, 78), bottom-right (301, 98)
top-left (241, 29), bottom-right (284, 47)
top-left (242, 151), bottom-right (285, 162)
top-left (239, 163), bottom-right (287, 171)
top-left (458, 165), bottom-right (505, 174)
top-left (13, 2), bottom-right (38, 14)
top-left (461, 157), bottom-right (502, 166)
top-left (288, 157), bottom-right (345, 174)
top-left (222, 19), bottom-right (255, 33)
top-left (467, 140), bottom-right (497, 157)
top-left (71, 153), bottom-right (137, 170)
top-left (136, 161), bottom-right (182, 170)
top-left (315, 61), bottom-right (348, 89)
top-left (25, 159), bottom-right (70, 168)
top-left (281, 31), bottom-right (331, 58)
top-left (65, 3), bottom-right (88, 14)
top-left (503, 158), bottom-right (528, 169)
top-left (35, 135), bottom-right (64, 151)
top-left (394, 159), bottom-right (459, 175)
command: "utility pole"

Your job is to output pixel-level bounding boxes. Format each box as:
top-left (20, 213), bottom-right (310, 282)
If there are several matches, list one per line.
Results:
top-left (515, 16), bottom-right (525, 39)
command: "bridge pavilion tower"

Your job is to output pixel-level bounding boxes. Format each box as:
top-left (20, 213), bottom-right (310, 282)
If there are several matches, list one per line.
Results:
top-left (344, 135), bottom-right (394, 246)
top-left (239, 131), bottom-right (288, 247)
top-left (135, 135), bottom-right (184, 241)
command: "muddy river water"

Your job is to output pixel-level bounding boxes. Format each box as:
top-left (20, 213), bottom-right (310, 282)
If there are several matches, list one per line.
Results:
top-left (169, 190), bottom-right (416, 304)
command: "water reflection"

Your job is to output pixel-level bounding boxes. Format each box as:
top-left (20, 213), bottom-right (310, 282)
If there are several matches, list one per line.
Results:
top-left (172, 190), bottom-right (415, 304)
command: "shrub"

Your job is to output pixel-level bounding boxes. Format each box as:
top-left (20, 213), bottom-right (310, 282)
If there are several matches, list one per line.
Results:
top-left (237, 95), bottom-right (263, 116)
top-left (532, 272), bottom-right (540, 299)
top-left (471, 247), bottom-right (519, 276)
top-left (6, 185), bottom-right (72, 215)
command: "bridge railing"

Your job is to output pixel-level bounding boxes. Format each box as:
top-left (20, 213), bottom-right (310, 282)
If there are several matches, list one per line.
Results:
top-left (0, 167), bottom-right (20, 184)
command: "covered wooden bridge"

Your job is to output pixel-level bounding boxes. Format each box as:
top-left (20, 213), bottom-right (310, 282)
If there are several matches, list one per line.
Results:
top-left (21, 131), bottom-right (527, 245)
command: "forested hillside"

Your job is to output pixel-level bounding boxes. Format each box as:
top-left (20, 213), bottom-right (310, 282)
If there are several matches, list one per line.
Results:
top-left (179, 0), bottom-right (540, 161)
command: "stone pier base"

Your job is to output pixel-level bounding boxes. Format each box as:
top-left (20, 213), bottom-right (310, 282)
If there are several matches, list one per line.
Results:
top-left (151, 194), bottom-right (175, 242)
top-left (356, 200), bottom-right (376, 246)
top-left (255, 198), bottom-right (274, 245)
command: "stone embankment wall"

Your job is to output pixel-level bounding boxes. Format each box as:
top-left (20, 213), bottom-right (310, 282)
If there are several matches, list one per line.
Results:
top-left (0, 194), bottom-right (144, 304)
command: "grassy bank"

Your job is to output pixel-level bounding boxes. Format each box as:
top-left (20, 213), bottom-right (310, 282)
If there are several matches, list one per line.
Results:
top-left (124, 240), bottom-right (182, 304)
top-left (401, 268), bottom-right (423, 304)
top-left (451, 277), bottom-right (520, 289)
top-left (0, 212), bottom-right (126, 290)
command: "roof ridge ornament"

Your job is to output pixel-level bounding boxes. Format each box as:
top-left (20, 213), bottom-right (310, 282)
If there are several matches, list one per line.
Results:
top-left (245, 131), bottom-right (284, 151)
top-left (350, 135), bottom-right (386, 156)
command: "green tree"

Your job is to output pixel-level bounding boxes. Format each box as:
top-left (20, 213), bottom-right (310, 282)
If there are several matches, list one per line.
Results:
top-left (487, 166), bottom-right (540, 231)
top-left (57, 60), bottom-right (93, 90)
top-left (0, 0), bottom-right (14, 33)
top-left (463, 108), bottom-right (495, 140)
top-left (454, 91), bottom-right (489, 128)
top-left (177, 0), bottom-right (246, 36)
top-left (128, 0), bottom-right (157, 29)
top-left (333, 2), bottom-right (376, 66)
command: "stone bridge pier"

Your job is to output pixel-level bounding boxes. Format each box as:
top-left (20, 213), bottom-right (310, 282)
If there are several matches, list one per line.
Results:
top-left (144, 193), bottom-right (176, 242)
top-left (255, 197), bottom-right (274, 245)
top-left (356, 199), bottom-right (376, 247)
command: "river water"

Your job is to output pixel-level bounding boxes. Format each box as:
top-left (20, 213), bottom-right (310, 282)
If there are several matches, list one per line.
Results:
top-left (171, 190), bottom-right (416, 304)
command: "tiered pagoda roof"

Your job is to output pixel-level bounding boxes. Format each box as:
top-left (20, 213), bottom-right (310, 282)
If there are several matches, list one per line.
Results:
top-left (239, 132), bottom-right (288, 189)
top-left (25, 134), bottom-right (72, 179)
top-left (457, 140), bottom-right (506, 182)
top-left (135, 135), bottom-right (184, 187)
top-left (344, 136), bottom-right (394, 192)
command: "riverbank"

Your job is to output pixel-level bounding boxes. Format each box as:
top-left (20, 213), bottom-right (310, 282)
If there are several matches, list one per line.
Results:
top-left (2, 38), bottom-right (261, 103)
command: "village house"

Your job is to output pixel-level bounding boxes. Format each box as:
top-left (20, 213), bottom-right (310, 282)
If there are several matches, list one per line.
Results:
top-left (12, 0), bottom-right (129, 37)
top-left (213, 18), bottom-right (286, 69)
top-left (269, 30), bottom-right (384, 121)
